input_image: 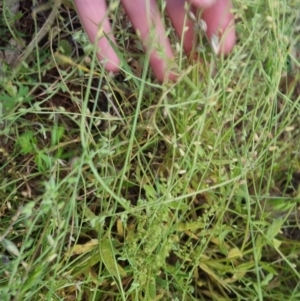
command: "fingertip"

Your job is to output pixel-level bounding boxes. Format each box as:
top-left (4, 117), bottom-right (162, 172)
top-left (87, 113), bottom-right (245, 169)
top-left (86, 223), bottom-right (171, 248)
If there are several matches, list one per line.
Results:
top-left (96, 50), bottom-right (120, 73)
top-left (189, 0), bottom-right (217, 8)
top-left (74, 0), bottom-right (120, 73)
top-left (122, 0), bottom-right (177, 82)
top-left (154, 68), bottom-right (178, 82)
top-left (219, 26), bottom-right (236, 55)
top-left (102, 62), bottom-right (120, 73)
top-left (150, 55), bottom-right (177, 82)
top-left (201, 0), bottom-right (236, 55)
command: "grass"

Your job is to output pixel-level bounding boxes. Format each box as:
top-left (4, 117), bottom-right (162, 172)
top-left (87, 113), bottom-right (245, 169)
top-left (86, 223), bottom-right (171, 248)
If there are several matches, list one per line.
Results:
top-left (0, 0), bottom-right (300, 300)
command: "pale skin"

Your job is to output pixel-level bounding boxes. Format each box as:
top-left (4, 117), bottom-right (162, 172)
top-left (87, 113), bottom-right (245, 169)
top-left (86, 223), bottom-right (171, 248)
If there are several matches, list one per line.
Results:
top-left (73, 0), bottom-right (236, 82)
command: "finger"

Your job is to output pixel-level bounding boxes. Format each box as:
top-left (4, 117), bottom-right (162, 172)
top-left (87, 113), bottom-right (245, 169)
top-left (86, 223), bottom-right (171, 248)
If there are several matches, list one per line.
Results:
top-left (165, 0), bottom-right (196, 54)
top-left (166, 0), bottom-right (235, 56)
top-left (189, 0), bottom-right (217, 7)
top-left (74, 0), bottom-right (120, 72)
top-left (121, 0), bottom-right (176, 82)
top-left (201, 0), bottom-right (236, 54)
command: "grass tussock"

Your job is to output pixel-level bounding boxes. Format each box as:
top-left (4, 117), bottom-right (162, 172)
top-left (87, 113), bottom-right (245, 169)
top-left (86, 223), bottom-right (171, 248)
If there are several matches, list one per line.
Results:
top-left (0, 0), bottom-right (300, 300)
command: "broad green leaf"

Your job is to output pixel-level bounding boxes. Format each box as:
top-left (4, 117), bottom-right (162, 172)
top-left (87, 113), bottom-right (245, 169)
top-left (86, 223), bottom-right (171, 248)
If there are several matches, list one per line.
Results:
top-left (261, 273), bottom-right (274, 286)
top-left (176, 220), bottom-right (205, 232)
top-left (68, 239), bottom-right (99, 256)
top-left (99, 239), bottom-right (126, 278)
top-left (266, 218), bottom-right (284, 241)
top-left (1, 238), bottom-right (20, 257)
top-left (227, 247), bottom-right (243, 259)
top-left (146, 276), bottom-right (156, 300)
top-left (199, 263), bottom-right (228, 289)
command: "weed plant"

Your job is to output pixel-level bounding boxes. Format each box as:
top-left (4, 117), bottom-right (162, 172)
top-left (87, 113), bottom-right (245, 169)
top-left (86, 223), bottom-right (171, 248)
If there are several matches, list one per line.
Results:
top-left (0, 1), bottom-right (300, 300)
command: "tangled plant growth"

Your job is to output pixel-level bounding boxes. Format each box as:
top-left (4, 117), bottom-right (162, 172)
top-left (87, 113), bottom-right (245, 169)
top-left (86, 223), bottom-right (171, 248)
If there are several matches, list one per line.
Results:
top-left (0, 0), bottom-right (300, 300)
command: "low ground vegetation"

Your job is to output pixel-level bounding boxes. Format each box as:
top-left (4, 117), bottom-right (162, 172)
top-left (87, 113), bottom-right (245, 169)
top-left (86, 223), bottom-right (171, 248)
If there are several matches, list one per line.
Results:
top-left (0, 1), bottom-right (300, 300)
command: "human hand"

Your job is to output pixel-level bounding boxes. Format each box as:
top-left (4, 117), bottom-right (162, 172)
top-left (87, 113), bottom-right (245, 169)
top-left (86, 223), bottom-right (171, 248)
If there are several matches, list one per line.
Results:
top-left (73, 0), bottom-right (236, 82)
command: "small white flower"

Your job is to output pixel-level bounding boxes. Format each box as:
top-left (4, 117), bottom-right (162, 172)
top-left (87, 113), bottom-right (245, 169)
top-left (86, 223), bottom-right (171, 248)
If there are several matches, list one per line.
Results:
top-left (188, 11), bottom-right (197, 23)
top-left (198, 19), bottom-right (207, 32)
top-left (211, 34), bottom-right (220, 54)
